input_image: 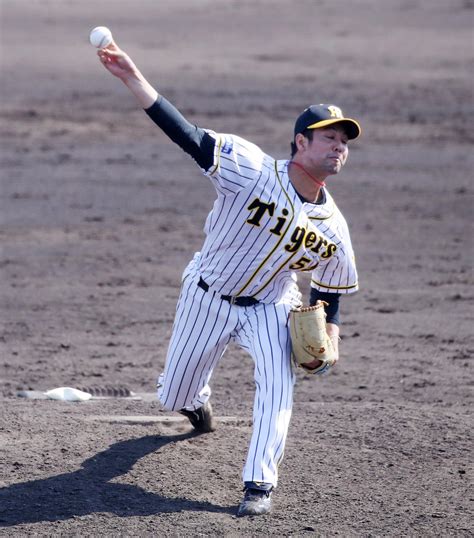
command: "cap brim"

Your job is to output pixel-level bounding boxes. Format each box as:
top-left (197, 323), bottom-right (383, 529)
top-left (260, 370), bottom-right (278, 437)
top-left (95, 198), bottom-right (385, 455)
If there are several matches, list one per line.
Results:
top-left (307, 118), bottom-right (361, 140)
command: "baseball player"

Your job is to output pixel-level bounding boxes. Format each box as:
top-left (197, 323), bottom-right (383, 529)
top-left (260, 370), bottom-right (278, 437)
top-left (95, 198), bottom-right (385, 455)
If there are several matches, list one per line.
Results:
top-left (97, 41), bottom-right (360, 517)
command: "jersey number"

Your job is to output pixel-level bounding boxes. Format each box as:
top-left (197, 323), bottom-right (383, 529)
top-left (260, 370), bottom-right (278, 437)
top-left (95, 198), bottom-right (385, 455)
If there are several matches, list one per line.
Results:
top-left (289, 256), bottom-right (318, 272)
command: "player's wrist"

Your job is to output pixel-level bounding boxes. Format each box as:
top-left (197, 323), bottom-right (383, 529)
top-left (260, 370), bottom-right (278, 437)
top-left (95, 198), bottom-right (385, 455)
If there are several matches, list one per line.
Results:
top-left (120, 67), bottom-right (143, 85)
top-left (123, 73), bottom-right (158, 109)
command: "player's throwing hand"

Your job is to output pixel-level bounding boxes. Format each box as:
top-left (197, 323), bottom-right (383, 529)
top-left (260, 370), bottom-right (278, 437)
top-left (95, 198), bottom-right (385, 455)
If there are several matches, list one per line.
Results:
top-left (97, 43), bottom-right (138, 81)
top-left (96, 39), bottom-right (158, 109)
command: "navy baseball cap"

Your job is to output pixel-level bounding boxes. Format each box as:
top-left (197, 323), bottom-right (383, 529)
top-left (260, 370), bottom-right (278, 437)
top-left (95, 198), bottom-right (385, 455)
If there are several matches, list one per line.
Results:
top-left (294, 104), bottom-right (361, 140)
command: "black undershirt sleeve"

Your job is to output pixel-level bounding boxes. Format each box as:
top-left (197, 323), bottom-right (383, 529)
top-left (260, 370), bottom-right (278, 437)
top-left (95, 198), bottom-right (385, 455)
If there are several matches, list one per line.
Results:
top-left (309, 288), bottom-right (341, 326)
top-left (145, 96), bottom-right (215, 171)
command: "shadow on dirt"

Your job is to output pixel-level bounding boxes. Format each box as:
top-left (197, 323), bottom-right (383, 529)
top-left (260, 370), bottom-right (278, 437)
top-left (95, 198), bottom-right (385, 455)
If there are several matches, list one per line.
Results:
top-left (0, 433), bottom-right (235, 526)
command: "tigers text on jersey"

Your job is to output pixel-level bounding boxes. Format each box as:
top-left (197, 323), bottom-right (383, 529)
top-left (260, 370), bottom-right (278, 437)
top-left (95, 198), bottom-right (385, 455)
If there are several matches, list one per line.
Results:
top-left (197, 133), bottom-right (358, 302)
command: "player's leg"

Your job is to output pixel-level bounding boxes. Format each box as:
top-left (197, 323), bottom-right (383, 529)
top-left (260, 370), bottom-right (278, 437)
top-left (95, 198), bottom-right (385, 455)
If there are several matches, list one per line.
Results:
top-left (236, 302), bottom-right (295, 488)
top-left (158, 276), bottom-right (237, 412)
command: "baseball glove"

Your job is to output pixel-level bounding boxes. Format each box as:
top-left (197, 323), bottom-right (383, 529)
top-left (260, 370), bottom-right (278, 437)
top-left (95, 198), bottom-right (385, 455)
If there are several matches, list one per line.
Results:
top-left (289, 301), bottom-right (337, 374)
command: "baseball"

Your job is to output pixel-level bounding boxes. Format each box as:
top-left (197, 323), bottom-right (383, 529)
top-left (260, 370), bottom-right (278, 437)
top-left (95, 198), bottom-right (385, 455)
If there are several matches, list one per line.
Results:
top-left (89, 26), bottom-right (113, 49)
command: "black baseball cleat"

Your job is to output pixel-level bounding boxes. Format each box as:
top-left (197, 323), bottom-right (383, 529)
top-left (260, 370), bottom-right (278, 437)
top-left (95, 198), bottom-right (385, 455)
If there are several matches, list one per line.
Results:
top-left (179, 401), bottom-right (216, 433)
top-left (237, 486), bottom-right (272, 517)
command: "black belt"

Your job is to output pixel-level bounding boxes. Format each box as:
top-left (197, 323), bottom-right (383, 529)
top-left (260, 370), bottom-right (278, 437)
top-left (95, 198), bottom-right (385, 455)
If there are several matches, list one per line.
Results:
top-left (198, 277), bottom-right (260, 307)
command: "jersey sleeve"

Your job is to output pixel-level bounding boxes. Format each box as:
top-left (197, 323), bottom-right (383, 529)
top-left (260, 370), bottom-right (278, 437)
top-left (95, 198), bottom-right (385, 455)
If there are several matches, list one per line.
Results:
top-left (204, 133), bottom-right (266, 195)
top-left (311, 232), bottom-right (359, 295)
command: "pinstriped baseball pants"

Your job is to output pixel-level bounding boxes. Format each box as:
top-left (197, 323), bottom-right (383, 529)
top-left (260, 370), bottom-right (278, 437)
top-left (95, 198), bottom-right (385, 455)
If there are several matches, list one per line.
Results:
top-left (157, 273), bottom-right (296, 488)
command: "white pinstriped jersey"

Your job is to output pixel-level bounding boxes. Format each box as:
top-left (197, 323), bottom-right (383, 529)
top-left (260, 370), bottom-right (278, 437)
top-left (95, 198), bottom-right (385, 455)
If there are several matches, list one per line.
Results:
top-left (195, 132), bottom-right (358, 303)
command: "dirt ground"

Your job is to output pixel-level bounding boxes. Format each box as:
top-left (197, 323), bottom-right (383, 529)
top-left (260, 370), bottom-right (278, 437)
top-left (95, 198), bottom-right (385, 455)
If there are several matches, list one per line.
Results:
top-left (0, 0), bottom-right (472, 536)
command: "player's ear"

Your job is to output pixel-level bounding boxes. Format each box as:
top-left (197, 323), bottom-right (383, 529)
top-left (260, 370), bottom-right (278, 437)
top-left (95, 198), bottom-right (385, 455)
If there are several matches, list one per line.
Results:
top-left (294, 133), bottom-right (308, 153)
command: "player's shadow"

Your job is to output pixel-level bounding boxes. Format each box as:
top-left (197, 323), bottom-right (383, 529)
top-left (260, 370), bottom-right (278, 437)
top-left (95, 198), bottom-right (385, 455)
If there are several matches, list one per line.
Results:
top-left (0, 432), bottom-right (235, 526)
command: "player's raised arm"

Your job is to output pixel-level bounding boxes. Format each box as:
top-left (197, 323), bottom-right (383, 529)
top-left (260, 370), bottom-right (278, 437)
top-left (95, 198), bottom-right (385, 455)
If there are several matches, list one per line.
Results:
top-left (96, 39), bottom-right (214, 170)
top-left (97, 42), bottom-right (158, 109)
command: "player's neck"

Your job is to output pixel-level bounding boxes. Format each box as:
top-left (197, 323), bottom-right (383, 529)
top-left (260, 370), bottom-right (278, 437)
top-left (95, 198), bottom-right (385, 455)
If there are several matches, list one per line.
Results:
top-left (288, 161), bottom-right (325, 203)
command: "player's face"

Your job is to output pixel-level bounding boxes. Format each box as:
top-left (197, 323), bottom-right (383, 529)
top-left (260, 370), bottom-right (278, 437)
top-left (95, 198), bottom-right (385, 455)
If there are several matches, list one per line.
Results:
top-left (299, 125), bottom-right (349, 177)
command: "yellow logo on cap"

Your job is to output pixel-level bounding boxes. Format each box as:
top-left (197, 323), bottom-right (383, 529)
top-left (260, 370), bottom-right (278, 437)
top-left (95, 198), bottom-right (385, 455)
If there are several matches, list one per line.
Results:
top-left (327, 106), bottom-right (343, 118)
